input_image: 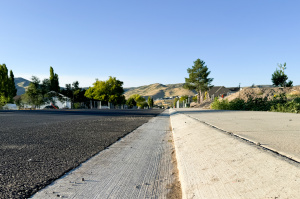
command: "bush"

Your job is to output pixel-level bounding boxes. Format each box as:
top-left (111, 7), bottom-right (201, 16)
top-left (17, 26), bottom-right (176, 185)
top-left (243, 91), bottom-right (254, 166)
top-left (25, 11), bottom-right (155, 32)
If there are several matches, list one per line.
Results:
top-left (270, 98), bottom-right (300, 113)
top-left (211, 94), bottom-right (300, 113)
top-left (211, 97), bottom-right (230, 110)
top-left (74, 102), bottom-right (81, 109)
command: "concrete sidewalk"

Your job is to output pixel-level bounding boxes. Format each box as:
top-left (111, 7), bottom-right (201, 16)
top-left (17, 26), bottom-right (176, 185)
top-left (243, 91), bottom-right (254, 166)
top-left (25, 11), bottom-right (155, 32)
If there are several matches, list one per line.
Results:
top-left (170, 109), bottom-right (300, 199)
top-left (31, 111), bottom-right (180, 199)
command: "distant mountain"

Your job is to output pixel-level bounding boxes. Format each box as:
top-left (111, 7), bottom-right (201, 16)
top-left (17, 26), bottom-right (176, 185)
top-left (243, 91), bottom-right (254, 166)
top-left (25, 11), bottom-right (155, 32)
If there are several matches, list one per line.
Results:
top-left (124, 83), bottom-right (196, 99)
top-left (15, 77), bottom-right (31, 95)
top-left (14, 78), bottom-right (196, 99)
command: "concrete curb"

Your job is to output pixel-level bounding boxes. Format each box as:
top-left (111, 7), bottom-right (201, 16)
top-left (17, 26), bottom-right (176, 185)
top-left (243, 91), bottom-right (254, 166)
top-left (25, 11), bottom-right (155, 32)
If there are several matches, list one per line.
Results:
top-left (170, 109), bottom-right (300, 199)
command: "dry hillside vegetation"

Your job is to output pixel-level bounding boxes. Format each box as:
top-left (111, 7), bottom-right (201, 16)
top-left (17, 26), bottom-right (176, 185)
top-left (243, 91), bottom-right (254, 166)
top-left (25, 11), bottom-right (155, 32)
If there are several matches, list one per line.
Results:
top-left (190, 86), bottom-right (300, 110)
top-left (124, 83), bottom-right (196, 99)
top-left (225, 86), bottom-right (300, 102)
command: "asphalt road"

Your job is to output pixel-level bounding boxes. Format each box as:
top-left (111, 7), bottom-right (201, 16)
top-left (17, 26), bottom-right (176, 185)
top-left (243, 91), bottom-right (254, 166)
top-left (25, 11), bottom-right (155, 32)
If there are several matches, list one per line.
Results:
top-left (0, 109), bottom-right (163, 199)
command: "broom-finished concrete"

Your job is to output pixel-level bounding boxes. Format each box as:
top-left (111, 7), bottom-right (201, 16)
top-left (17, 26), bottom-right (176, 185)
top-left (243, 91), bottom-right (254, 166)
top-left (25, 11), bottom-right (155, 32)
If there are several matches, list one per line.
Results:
top-left (31, 111), bottom-right (178, 199)
top-left (170, 108), bottom-right (300, 199)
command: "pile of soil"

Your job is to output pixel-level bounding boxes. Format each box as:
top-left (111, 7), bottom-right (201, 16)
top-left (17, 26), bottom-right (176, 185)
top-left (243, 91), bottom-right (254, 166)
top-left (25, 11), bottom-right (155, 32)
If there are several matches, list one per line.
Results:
top-left (225, 86), bottom-right (300, 102)
top-left (190, 99), bottom-right (212, 109)
top-left (190, 86), bottom-right (300, 109)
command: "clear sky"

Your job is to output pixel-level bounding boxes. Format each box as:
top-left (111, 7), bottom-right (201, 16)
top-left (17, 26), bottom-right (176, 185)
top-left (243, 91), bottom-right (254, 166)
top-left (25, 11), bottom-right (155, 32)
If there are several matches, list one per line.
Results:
top-left (1, 0), bottom-right (300, 88)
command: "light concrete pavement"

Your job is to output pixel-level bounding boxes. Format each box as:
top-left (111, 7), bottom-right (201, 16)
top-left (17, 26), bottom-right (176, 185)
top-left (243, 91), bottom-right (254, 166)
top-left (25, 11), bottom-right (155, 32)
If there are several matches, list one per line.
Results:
top-left (170, 108), bottom-right (300, 199)
top-left (31, 111), bottom-right (179, 199)
top-left (176, 108), bottom-right (300, 162)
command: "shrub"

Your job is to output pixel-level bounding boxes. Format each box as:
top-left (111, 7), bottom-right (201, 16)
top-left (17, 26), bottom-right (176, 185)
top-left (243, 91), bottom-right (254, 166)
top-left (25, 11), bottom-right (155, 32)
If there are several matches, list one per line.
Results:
top-left (74, 102), bottom-right (81, 109)
top-left (211, 94), bottom-right (300, 113)
top-left (211, 97), bottom-right (230, 110)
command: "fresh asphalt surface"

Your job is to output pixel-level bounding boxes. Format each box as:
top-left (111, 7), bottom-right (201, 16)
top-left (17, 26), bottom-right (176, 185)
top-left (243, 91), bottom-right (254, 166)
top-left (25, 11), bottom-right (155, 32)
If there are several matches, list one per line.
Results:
top-left (0, 109), bottom-right (163, 199)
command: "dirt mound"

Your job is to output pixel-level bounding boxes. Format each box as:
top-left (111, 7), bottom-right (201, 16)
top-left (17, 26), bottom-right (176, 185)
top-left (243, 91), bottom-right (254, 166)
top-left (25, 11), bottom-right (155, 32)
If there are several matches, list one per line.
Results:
top-left (190, 86), bottom-right (300, 109)
top-left (190, 99), bottom-right (211, 109)
top-left (225, 86), bottom-right (300, 102)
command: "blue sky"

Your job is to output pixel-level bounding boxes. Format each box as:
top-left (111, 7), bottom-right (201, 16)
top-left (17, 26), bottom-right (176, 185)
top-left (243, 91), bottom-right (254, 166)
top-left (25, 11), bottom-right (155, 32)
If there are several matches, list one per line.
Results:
top-left (1, 0), bottom-right (300, 88)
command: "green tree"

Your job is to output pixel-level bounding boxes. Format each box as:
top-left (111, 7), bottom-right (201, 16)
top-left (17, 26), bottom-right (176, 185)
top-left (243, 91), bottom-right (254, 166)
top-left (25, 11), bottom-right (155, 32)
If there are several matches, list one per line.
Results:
top-left (126, 97), bottom-right (136, 108)
top-left (61, 81), bottom-right (89, 108)
top-left (147, 97), bottom-right (154, 108)
top-left (192, 96), bottom-right (197, 102)
top-left (22, 76), bottom-right (44, 108)
top-left (85, 76), bottom-right (126, 105)
top-left (271, 63), bottom-right (293, 87)
top-left (173, 97), bottom-right (179, 107)
top-left (179, 95), bottom-right (188, 102)
top-left (0, 64), bottom-right (17, 105)
top-left (184, 59), bottom-right (213, 104)
top-left (0, 64), bottom-right (8, 106)
top-left (49, 66), bottom-right (60, 92)
top-left (8, 70), bottom-right (17, 102)
top-left (126, 94), bottom-right (146, 108)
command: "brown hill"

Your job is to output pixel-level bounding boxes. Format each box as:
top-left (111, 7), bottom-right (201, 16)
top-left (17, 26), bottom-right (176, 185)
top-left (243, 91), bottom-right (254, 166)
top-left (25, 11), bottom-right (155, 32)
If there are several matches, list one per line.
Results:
top-left (15, 77), bottom-right (31, 95)
top-left (14, 78), bottom-right (197, 100)
top-left (124, 83), bottom-right (196, 99)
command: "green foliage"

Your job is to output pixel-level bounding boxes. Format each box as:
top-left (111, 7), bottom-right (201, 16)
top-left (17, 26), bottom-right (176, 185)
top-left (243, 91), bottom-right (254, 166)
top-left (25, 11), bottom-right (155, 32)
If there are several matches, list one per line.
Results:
top-left (126, 97), bottom-right (136, 108)
top-left (179, 95), bottom-right (188, 102)
top-left (173, 98), bottom-right (179, 107)
top-left (61, 81), bottom-right (89, 108)
top-left (126, 94), bottom-right (146, 108)
top-left (147, 97), bottom-right (154, 108)
top-left (0, 64), bottom-right (17, 105)
top-left (192, 96), bottom-right (197, 102)
top-left (211, 94), bottom-right (300, 113)
top-left (85, 76), bottom-right (126, 105)
top-left (22, 76), bottom-right (45, 108)
top-left (49, 66), bottom-right (60, 92)
top-left (8, 70), bottom-right (17, 102)
top-left (184, 59), bottom-right (213, 103)
top-left (271, 62), bottom-right (293, 87)
top-left (139, 101), bottom-right (149, 109)
top-left (73, 102), bottom-right (81, 109)
top-left (211, 97), bottom-right (230, 110)
top-left (270, 98), bottom-right (300, 113)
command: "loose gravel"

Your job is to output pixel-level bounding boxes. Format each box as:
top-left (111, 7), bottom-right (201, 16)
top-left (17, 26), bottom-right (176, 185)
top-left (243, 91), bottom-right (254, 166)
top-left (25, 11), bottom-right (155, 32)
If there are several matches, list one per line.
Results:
top-left (0, 109), bottom-right (163, 199)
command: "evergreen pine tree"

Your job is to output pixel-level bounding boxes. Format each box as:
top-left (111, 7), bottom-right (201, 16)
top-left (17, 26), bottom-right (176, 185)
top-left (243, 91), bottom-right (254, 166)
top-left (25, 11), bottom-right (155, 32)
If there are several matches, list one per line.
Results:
top-left (184, 59), bottom-right (213, 104)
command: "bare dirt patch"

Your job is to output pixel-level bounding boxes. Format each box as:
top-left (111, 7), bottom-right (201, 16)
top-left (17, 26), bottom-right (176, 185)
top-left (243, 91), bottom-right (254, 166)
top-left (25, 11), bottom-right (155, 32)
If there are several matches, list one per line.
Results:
top-left (167, 125), bottom-right (182, 199)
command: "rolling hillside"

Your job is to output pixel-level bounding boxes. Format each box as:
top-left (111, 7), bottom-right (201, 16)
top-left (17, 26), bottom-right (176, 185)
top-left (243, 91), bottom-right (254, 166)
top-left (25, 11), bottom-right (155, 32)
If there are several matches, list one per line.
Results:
top-left (15, 77), bottom-right (31, 95)
top-left (124, 83), bottom-right (196, 99)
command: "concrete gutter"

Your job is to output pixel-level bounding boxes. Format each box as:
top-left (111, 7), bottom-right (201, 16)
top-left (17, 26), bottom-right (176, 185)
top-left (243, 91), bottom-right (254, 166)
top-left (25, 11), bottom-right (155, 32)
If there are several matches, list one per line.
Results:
top-left (31, 110), bottom-right (179, 199)
top-left (170, 109), bottom-right (300, 199)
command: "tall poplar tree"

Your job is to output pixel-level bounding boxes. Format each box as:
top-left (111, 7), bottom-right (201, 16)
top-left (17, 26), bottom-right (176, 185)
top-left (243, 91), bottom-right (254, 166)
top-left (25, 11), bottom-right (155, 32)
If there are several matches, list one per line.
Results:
top-left (184, 59), bottom-right (213, 104)
top-left (0, 64), bottom-right (17, 104)
top-left (8, 70), bottom-right (17, 102)
top-left (49, 66), bottom-right (60, 92)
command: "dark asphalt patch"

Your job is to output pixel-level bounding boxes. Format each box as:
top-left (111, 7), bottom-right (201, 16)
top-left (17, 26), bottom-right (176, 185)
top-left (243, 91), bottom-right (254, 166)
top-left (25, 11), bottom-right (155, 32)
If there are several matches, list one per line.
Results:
top-left (0, 109), bottom-right (163, 199)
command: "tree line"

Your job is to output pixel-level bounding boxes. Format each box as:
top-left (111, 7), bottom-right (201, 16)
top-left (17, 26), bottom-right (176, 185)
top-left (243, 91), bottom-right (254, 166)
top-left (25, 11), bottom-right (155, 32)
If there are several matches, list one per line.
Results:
top-left (0, 64), bottom-right (17, 106)
top-left (14, 67), bottom-right (154, 109)
top-left (184, 58), bottom-right (294, 106)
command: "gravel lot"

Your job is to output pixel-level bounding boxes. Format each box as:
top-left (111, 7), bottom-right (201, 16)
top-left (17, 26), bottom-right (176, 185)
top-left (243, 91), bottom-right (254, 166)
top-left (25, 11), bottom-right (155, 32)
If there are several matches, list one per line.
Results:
top-left (0, 109), bottom-right (163, 199)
